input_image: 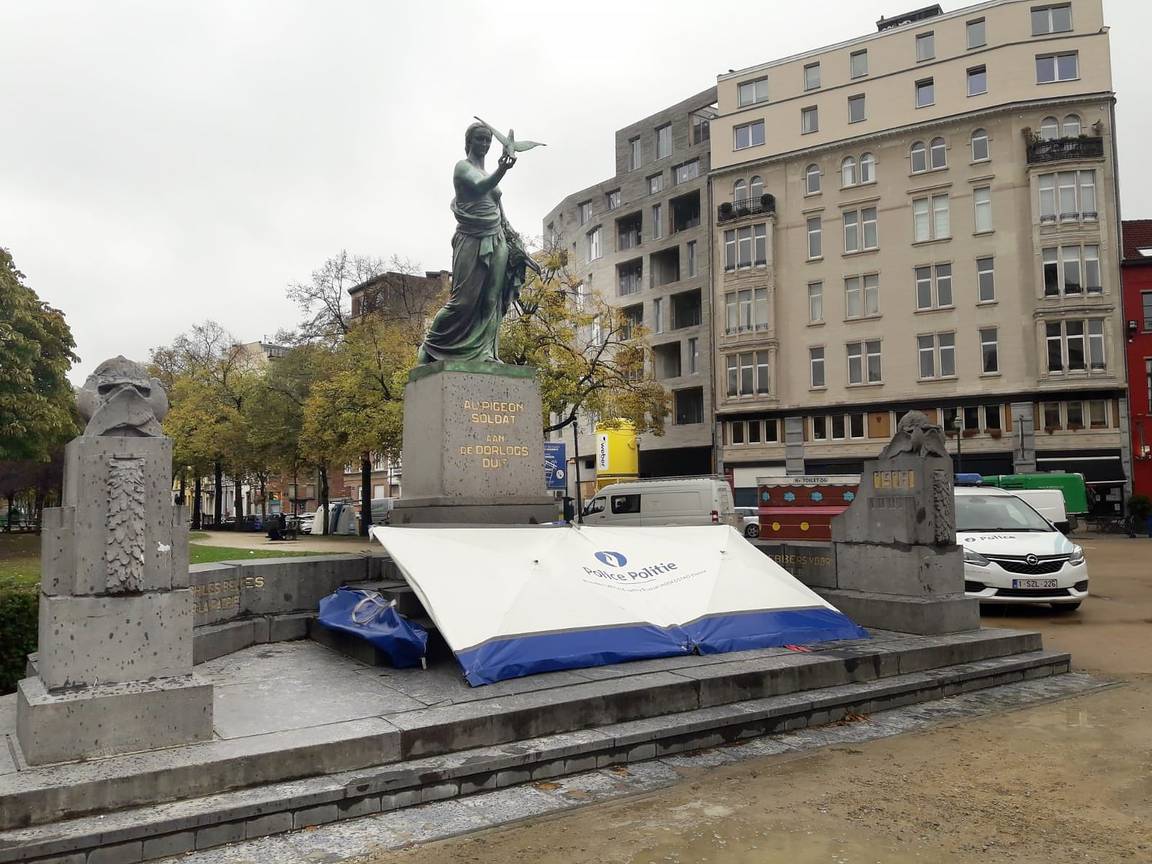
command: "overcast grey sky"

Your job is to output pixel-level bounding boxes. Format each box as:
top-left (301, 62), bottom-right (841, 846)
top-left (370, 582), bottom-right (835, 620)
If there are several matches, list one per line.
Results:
top-left (2, 0), bottom-right (1149, 383)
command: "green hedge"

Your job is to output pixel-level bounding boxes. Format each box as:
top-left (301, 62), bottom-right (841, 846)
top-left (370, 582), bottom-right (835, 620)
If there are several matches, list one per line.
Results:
top-left (0, 582), bottom-right (37, 695)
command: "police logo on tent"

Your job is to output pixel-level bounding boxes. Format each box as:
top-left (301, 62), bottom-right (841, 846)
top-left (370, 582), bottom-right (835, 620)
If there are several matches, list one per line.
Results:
top-left (594, 550), bottom-right (627, 568)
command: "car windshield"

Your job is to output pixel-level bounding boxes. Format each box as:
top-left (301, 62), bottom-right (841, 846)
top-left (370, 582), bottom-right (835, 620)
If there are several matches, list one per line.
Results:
top-left (955, 494), bottom-right (1053, 533)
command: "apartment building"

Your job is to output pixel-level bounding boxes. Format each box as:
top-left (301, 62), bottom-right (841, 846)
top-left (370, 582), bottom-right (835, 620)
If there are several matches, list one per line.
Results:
top-left (1121, 220), bottom-right (1152, 497)
top-left (543, 89), bottom-right (719, 478)
top-left (709, 0), bottom-right (1129, 509)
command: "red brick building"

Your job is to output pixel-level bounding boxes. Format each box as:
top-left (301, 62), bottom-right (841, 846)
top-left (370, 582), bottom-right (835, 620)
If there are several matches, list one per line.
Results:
top-left (1122, 220), bottom-right (1152, 497)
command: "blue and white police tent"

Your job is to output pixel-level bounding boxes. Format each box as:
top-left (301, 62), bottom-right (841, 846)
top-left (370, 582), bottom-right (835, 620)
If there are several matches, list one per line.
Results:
top-left (371, 525), bottom-right (867, 686)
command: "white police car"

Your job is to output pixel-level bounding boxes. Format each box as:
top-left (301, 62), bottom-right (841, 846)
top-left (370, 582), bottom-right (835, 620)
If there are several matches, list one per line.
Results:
top-left (956, 485), bottom-right (1087, 611)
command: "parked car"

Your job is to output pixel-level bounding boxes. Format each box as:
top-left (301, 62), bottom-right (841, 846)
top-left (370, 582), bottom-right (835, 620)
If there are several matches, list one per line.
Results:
top-left (956, 486), bottom-right (1087, 611)
top-left (580, 478), bottom-right (741, 530)
top-left (735, 506), bottom-right (760, 538)
top-left (1011, 488), bottom-right (1070, 534)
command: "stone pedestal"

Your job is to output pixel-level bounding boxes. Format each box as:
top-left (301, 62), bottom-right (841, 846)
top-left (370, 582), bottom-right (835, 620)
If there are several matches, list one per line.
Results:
top-left (392, 360), bottom-right (557, 525)
top-left (827, 445), bottom-right (980, 635)
top-left (17, 435), bottom-right (212, 764)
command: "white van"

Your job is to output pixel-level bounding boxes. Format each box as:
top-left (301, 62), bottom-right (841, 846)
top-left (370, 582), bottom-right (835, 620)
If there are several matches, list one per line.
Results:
top-left (580, 478), bottom-right (741, 529)
top-left (1010, 488), bottom-right (1070, 534)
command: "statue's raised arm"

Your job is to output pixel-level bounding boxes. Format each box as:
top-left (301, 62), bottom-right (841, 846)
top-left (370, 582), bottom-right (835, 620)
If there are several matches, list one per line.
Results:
top-left (417, 120), bottom-right (544, 365)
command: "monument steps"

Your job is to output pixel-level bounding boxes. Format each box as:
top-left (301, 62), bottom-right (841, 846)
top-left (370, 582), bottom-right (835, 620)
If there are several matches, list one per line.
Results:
top-left (3, 628), bottom-right (1050, 838)
top-left (0, 645), bottom-right (1070, 863)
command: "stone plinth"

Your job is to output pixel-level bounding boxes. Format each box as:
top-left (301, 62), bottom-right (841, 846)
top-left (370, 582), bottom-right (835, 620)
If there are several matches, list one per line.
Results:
top-left (826, 417), bottom-right (980, 635)
top-left (17, 433), bottom-right (212, 764)
top-left (392, 361), bottom-right (556, 525)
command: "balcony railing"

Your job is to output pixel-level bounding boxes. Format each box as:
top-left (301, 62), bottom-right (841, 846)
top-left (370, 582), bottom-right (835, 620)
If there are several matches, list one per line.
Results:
top-left (717, 194), bottom-right (776, 224)
top-left (1026, 136), bottom-right (1105, 165)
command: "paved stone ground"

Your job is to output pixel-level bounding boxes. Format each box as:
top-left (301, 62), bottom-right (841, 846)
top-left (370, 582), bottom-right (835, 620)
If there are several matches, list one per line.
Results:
top-left (156, 672), bottom-right (1112, 864)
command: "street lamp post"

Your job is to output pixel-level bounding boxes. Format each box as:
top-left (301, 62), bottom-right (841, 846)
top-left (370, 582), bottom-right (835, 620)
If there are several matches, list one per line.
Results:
top-left (952, 417), bottom-right (963, 474)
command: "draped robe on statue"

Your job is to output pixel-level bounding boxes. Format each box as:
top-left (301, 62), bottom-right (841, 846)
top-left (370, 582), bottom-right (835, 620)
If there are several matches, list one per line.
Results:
top-left (418, 169), bottom-right (529, 364)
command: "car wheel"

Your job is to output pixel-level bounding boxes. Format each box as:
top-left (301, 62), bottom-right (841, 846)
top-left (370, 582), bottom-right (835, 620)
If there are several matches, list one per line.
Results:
top-left (1051, 601), bottom-right (1082, 613)
top-left (745, 524), bottom-right (760, 538)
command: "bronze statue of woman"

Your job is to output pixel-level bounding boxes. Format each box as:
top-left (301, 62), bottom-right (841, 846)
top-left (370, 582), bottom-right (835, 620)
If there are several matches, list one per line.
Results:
top-left (417, 121), bottom-right (538, 364)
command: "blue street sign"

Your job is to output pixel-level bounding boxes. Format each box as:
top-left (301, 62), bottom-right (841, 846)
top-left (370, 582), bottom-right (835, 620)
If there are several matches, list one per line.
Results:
top-left (544, 442), bottom-right (567, 490)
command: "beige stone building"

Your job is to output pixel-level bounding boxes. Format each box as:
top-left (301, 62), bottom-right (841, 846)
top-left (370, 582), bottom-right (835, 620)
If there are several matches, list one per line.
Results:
top-left (709, 0), bottom-right (1129, 510)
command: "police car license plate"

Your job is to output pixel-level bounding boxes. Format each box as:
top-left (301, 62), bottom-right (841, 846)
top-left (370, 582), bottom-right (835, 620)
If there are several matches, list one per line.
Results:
top-left (1012, 578), bottom-right (1058, 590)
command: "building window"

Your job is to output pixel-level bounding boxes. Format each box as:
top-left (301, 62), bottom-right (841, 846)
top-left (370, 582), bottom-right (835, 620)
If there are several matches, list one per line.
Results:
top-left (971, 128), bottom-right (989, 162)
top-left (808, 281), bottom-right (824, 323)
top-left (913, 193), bottom-right (950, 242)
top-left (731, 421), bottom-right (745, 444)
top-left (973, 186), bottom-right (993, 233)
top-left (648, 174), bottom-right (664, 195)
top-left (860, 152), bottom-right (876, 184)
top-left (748, 420), bottom-right (762, 443)
top-left (733, 179), bottom-right (746, 202)
top-left (749, 175), bottom-right (763, 202)
top-left (967, 65), bottom-right (987, 96)
top-left (1043, 244), bottom-right (1102, 296)
top-left (915, 78), bottom-right (935, 108)
top-left (967, 17), bottom-right (986, 48)
top-left (578, 201), bottom-right (591, 225)
top-left (1036, 52), bottom-right (1078, 84)
top-left (606, 189), bottom-right (621, 210)
top-left (587, 226), bottom-right (602, 261)
top-left (1045, 319), bottom-right (1106, 372)
top-left (656, 123), bottom-right (672, 159)
top-left (843, 207), bottom-right (878, 253)
top-left (847, 340), bottom-right (882, 385)
top-left (1062, 113), bottom-right (1082, 137)
top-left (1066, 400), bottom-right (1086, 429)
top-left (1038, 170), bottom-right (1096, 222)
top-left (686, 240), bottom-right (697, 278)
top-left (724, 287), bottom-right (769, 333)
top-left (652, 204), bottom-right (663, 240)
top-left (734, 120), bottom-right (765, 151)
top-left (725, 351), bottom-right (771, 396)
top-left (801, 106), bottom-right (819, 134)
top-left (805, 163), bottom-right (822, 195)
top-left (738, 77), bottom-right (769, 107)
top-left (977, 256), bottom-right (995, 302)
top-left (674, 388), bottom-right (704, 425)
top-left (980, 327), bottom-right (999, 373)
top-left (807, 216), bottom-right (822, 259)
top-left (1032, 4), bottom-right (1072, 36)
top-left (917, 332), bottom-right (956, 379)
top-left (929, 137), bottom-right (947, 169)
top-left (916, 31), bottom-right (935, 61)
top-left (850, 49), bottom-right (868, 79)
top-left (910, 141), bottom-right (928, 173)
top-left (841, 156), bottom-right (857, 187)
top-left (692, 111), bottom-right (711, 145)
top-left (812, 416), bottom-right (827, 441)
top-left (810, 346), bottom-right (826, 388)
top-left (723, 224), bottom-right (768, 270)
top-left (687, 337), bottom-right (698, 374)
top-left (1039, 115), bottom-right (1060, 141)
top-left (844, 274), bottom-right (880, 319)
top-left (848, 94), bottom-right (866, 124)
top-left (674, 160), bottom-right (699, 184)
top-left (804, 62), bottom-right (821, 91)
top-left (915, 263), bottom-right (953, 310)
top-left (617, 259), bottom-right (642, 296)
top-left (653, 297), bottom-right (663, 333)
top-left (1042, 401), bottom-right (1062, 430)
top-left (1143, 290), bottom-right (1152, 330)
top-left (629, 137), bottom-right (641, 171)
top-left (1090, 399), bottom-right (1110, 428)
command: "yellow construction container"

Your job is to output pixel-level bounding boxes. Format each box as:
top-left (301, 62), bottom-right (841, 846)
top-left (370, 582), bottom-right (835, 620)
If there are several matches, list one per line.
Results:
top-left (594, 420), bottom-right (639, 490)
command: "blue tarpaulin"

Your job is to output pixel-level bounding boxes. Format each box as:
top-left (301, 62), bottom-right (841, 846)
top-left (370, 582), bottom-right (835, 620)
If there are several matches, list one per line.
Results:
top-left (316, 587), bottom-right (428, 668)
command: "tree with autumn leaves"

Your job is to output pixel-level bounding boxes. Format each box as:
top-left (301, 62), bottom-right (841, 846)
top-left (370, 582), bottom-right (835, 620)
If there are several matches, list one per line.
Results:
top-left (153, 246), bottom-right (668, 533)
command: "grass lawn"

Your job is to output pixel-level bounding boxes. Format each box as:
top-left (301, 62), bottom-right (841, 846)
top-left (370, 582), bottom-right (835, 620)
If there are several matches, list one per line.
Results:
top-left (0, 532), bottom-right (323, 588)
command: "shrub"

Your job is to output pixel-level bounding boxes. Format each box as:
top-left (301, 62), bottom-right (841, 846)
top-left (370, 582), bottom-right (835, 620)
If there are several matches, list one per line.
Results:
top-left (0, 582), bottom-right (37, 695)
